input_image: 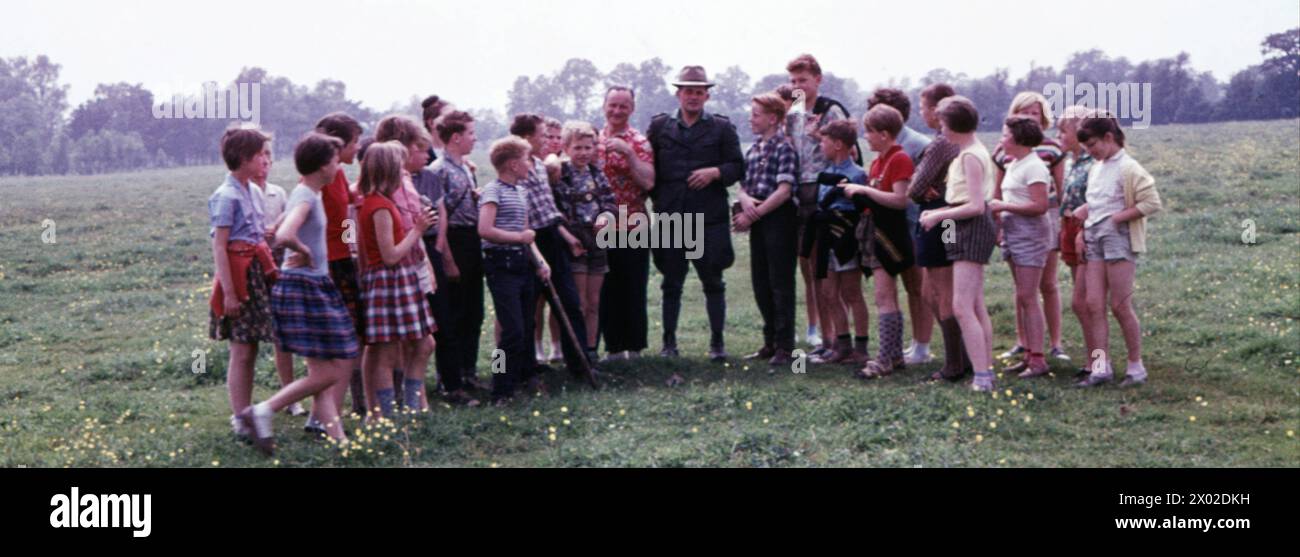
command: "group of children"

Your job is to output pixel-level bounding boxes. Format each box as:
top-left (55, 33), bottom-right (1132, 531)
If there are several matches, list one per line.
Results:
top-left (207, 54), bottom-right (1163, 456)
top-left (737, 54), bottom-right (1162, 394)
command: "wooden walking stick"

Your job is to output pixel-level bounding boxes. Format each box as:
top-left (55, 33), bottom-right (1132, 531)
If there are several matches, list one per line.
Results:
top-left (526, 245), bottom-right (599, 389)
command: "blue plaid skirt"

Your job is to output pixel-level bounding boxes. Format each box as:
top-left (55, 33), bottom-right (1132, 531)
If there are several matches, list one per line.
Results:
top-left (271, 271), bottom-right (360, 360)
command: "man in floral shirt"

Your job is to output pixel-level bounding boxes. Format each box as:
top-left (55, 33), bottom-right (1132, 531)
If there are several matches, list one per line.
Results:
top-left (596, 85), bottom-right (656, 361)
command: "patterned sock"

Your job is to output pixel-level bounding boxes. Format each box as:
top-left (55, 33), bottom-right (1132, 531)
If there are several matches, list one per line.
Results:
top-left (403, 378), bottom-right (425, 411)
top-left (376, 388), bottom-right (396, 418)
top-left (880, 312), bottom-right (903, 364)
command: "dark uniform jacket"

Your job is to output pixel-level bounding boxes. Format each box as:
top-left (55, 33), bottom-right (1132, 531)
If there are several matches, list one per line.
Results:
top-left (647, 109), bottom-right (745, 225)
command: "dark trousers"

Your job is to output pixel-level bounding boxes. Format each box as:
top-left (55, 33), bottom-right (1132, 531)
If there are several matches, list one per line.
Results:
top-left (652, 220), bottom-right (734, 349)
top-left (423, 236), bottom-right (458, 391)
top-left (484, 248), bottom-right (536, 399)
top-left (445, 227), bottom-right (485, 383)
top-left (532, 225), bottom-right (588, 372)
top-left (750, 203), bottom-right (798, 351)
top-left (599, 244), bottom-right (650, 353)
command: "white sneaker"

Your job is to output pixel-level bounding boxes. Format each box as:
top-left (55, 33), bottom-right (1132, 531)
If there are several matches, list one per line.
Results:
top-left (230, 415), bottom-right (250, 437)
top-left (1122, 362), bottom-right (1148, 386)
top-left (903, 343), bottom-right (932, 365)
top-left (285, 401), bottom-right (308, 417)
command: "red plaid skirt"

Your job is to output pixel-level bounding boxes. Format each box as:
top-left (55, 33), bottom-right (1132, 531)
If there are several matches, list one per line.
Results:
top-left (360, 263), bottom-right (436, 344)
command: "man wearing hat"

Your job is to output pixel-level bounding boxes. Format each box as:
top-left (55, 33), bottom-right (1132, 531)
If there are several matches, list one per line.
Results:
top-left (646, 65), bottom-right (745, 376)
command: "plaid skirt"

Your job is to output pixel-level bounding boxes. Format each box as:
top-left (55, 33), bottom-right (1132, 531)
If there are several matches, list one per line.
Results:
top-left (360, 263), bottom-right (437, 344)
top-left (209, 257), bottom-right (276, 344)
top-left (944, 207), bottom-right (998, 264)
top-left (271, 272), bottom-right (360, 360)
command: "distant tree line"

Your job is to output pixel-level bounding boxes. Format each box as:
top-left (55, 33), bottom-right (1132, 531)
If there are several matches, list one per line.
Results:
top-left (1, 28), bottom-right (1295, 176)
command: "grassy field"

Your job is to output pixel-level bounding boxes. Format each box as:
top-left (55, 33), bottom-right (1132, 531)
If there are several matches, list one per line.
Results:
top-left (1, 119), bottom-right (1297, 467)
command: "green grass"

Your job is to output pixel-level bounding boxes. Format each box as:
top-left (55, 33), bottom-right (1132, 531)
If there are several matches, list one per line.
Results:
top-left (1, 119), bottom-right (1298, 467)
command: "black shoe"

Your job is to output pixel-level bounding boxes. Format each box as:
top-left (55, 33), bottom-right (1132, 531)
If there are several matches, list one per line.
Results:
top-left (768, 349), bottom-right (794, 367)
top-left (443, 389), bottom-right (481, 407)
top-left (659, 346), bottom-right (680, 358)
top-left (709, 347), bottom-right (728, 363)
top-left (745, 346), bottom-right (776, 360)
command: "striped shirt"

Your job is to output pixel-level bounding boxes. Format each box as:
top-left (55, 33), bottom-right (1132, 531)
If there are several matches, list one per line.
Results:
top-left (480, 179), bottom-right (529, 250)
top-left (742, 130), bottom-right (798, 201)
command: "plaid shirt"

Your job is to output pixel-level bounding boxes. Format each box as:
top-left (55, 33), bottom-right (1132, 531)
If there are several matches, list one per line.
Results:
top-left (523, 156), bottom-right (564, 229)
top-left (741, 131), bottom-right (798, 201)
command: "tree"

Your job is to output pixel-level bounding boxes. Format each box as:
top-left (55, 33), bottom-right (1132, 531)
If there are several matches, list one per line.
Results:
top-left (1261, 28), bottom-right (1300, 76)
top-left (554, 58), bottom-right (602, 122)
top-left (0, 55), bottom-right (69, 174)
top-left (68, 83), bottom-right (159, 151)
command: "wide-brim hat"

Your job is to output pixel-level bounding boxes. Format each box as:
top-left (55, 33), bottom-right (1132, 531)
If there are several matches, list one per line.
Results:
top-left (672, 65), bottom-right (715, 88)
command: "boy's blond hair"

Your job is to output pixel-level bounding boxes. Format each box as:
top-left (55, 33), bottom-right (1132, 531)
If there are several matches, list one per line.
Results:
top-left (560, 120), bottom-right (597, 148)
top-left (490, 136), bottom-right (532, 171)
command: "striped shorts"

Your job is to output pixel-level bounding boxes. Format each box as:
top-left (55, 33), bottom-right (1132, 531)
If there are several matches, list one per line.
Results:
top-left (944, 207), bottom-right (997, 264)
top-left (271, 272), bottom-right (360, 360)
top-left (360, 263), bottom-right (437, 344)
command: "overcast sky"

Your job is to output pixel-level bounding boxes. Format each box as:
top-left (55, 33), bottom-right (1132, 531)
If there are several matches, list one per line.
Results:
top-left (5, 0), bottom-right (1297, 113)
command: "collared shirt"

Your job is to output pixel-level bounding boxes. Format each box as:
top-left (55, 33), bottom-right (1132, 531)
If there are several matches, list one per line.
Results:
top-left (480, 178), bottom-right (529, 249)
top-left (821, 157), bottom-right (866, 212)
top-left (410, 168), bottom-right (443, 238)
top-left (597, 126), bottom-right (654, 216)
top-left (646, 108), bottom-right (745, 224)
top-left (788, 99), bottom-right (847, 183)
top-left (208, 173), bottom-right (266, 244)
top-left (1084, 149), bottom-right (1130, 228)
top-left (523, 156), bottom-right (564, 229)
top-left (427, 155), bottom-right (479, 228)
top-left (554, 162), bottom-right (617, 226)
top-left (895, 125), bottom-right (932, 163)
top-left (741, 130), bottom-right (798, 201)
top-left (256, 182), bottom-right (287, 227)
top-left (1060, 151), bottom-right (1093, 216)
top-left (908, 134), bottom-right (960, 202)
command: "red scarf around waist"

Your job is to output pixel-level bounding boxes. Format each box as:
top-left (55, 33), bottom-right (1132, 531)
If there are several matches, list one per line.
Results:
top-left (209, 240), bottom-right (278, 318)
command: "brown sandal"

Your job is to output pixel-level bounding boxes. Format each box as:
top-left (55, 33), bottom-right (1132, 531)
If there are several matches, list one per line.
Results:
top-left (855, 359), bottom-right (893, 380)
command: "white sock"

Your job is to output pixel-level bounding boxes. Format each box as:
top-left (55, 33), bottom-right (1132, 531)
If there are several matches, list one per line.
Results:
top-left (251, 402), bottom-right (274, 437)
top-left (914, 342), bottom-right (930, 356)
top-left (1126, 361), bottom-right (1147, 380)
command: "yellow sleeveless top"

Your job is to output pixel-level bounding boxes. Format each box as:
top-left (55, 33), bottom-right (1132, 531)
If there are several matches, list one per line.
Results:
top-left (944, 141), bottom-right (996, 206)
